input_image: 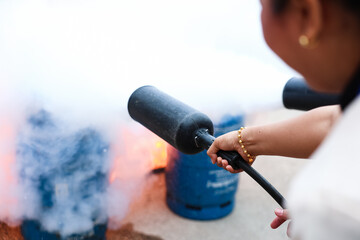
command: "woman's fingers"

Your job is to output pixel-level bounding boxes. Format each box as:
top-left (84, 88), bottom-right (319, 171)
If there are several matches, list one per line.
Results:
top-left (216, 157), bottom-right (223, 167)
top-left (216, 157), bottom-right (229, 168)
top-left (275, 208), bottom-right (289, 219)
top-left (207, 145), bottom-right (220, 164)
top-left (214, 158), bottom-right (240, 173)
top-left (270, 208), bottom-right (290, 229)
top-left (270, 216), bottom-right (287, 229)
top-left (219, 157), bottom-right (244, 173)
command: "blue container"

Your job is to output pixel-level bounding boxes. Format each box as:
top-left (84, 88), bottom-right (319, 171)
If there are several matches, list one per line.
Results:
top-left (17, 110), bottom-right (109, 240)
top-left (165, 114), bottom-right (244, 220)
top-left (21, 220), bottom-right (107, 240)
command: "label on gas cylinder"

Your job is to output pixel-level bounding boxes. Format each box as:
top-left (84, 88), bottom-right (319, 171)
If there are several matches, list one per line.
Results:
top-left (206, 169), bottom-right (238, 195)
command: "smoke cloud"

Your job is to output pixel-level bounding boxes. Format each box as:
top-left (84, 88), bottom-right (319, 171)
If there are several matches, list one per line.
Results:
top-left (0, 0), bottom-right (296, 237)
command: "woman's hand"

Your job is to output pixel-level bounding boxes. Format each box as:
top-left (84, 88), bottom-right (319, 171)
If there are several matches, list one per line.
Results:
top-left (271, 208), bottom-right (292, 238)
top-left (207, 130), bottom-right (253, 173)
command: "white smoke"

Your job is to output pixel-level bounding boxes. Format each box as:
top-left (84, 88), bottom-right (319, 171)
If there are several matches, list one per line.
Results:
top-left (16, 108), bottom-right (112, 236)
top-left (0, 0), bottom-right (296, 237)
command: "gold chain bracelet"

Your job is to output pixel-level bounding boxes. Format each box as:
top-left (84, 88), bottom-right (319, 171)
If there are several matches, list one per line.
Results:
top-left (238, 127), bottom-right (255, 163)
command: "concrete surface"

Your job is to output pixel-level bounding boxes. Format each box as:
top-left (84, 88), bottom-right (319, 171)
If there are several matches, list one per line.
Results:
top-left (119, 108), bottom-right (308, 240)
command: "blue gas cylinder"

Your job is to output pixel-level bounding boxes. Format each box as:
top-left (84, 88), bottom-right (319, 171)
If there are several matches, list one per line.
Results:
top-left (17, 110), bottom-right (109, 240)
top-left (165, 114), bottom-right (244, 220)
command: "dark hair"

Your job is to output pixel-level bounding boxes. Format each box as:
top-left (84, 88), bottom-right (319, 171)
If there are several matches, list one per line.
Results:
top-left (272, 0), bottom-right (360, 17)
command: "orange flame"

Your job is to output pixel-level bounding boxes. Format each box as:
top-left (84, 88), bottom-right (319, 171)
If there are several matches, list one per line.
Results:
top-left (109, 127), bottom-right (170, 184)
top-left (150, 140), bottom-right (168, 171)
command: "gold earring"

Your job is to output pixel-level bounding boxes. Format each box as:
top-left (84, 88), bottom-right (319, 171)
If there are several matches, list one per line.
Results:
top-left (299, 35), bottom-right (310, 48)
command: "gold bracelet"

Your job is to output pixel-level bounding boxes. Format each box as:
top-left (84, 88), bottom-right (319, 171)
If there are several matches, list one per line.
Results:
top-left (238, 127), bottom-right (255, 163)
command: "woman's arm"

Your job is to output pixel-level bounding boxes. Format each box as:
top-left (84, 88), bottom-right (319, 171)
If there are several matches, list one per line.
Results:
top-left (207, 105), bottom-right (341, 171)
top-left (243, 105), bottom-right (341, 158)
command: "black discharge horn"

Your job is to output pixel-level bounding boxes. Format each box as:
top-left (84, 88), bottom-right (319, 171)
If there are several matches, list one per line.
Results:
top-left (128, 85), bottom-right (286, 208)
top-left (283, 78), bottom-right (340, 111)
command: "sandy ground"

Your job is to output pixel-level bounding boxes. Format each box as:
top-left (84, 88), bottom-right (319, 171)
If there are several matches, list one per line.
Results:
top-left (1, 108), bottom-right (308, 240)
